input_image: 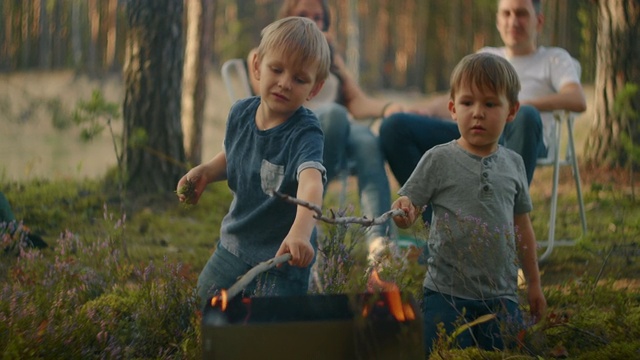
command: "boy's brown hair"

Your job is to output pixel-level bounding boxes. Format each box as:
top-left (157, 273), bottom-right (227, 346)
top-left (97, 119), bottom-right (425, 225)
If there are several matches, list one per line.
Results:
top-left (257, 16), bottom-right (331, 83)
top-left (449, 52), bottom-right (521, 106)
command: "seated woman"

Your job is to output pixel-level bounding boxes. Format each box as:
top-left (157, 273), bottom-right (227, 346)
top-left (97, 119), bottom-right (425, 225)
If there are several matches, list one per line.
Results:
top-left (247, 0), bottom-right (404, 261)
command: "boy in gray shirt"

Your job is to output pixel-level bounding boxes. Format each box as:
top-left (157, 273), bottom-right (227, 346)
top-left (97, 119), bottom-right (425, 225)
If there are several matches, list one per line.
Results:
top-left (392, 53), bottom-right (546, 354)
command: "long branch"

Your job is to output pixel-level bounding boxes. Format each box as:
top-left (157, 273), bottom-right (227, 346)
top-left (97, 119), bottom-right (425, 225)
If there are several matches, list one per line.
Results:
top-left (272, 190), bottom-right (406, 226)
top-left (226, 253), bottom-right (292, 299)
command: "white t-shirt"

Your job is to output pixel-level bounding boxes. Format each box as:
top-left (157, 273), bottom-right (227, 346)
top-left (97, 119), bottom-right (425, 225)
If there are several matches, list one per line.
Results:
top-left (479, 46), bottom-right (581, 146)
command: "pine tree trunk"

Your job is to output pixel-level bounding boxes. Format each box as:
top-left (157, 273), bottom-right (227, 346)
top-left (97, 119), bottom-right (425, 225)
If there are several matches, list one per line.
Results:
top-left (123, 0), bottom-right (186, 195)
top-left (584, 0), bottom-right (640, 168)
top-left (182, 0), bottom-right (213, 166)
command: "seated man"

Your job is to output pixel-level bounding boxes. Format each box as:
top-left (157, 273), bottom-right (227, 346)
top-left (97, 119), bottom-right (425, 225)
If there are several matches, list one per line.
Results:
top-left (379, 0), bottom-right (587, 224)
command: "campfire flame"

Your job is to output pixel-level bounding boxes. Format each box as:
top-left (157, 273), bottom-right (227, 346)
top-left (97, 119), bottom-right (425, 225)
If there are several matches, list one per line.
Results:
top-left (366, 269), bottom-right (416, 322)
top-left (210, 289), bottom-right (228, 311)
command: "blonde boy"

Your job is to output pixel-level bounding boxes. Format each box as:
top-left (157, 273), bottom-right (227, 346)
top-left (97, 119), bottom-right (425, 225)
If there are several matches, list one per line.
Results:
top-left (177, 17), bottom-right (331, 306)
top-left (392, 53), bottom-right (546, 354)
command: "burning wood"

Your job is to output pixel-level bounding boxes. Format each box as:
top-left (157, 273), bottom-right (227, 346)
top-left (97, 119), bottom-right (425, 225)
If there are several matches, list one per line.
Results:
top-left (210, 289), bottom-right (228, 311)
top-left (366, 269), bottom-right (416, 322)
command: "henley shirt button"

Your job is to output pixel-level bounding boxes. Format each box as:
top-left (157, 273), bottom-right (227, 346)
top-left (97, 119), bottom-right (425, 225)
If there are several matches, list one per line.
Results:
top-left (482, 172), bottom-right (488, 178)
top-left (483, 160), bottom-right (489, 166)
top-left (483, 185), bottom-right (490, 191)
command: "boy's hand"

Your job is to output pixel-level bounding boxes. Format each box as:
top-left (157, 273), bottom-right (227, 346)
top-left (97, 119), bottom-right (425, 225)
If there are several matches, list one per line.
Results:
top-left (176, 171), bottom-right (208, 205)
top-left (275, 236), bottom-right (314, 268)
top-left (391, 196), bottom-right (417, 228)
top-left (528, 284), bottom-right (547, 323)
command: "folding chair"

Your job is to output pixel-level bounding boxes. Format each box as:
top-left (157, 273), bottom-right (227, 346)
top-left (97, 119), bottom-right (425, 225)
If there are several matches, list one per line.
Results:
top-left (535, 59), bottom-right (588, 262)
top-left (221, 58), bottom-right (253, 102)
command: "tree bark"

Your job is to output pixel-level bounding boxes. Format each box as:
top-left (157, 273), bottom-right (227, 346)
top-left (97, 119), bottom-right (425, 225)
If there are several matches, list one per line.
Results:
top-left (105, 0), bottom-right (118, 71)
top-left (87, 0), bottom-right (99, 75)
top-left (182, 0), bottom-right (214, 166)
top-left (584, 0), bottom-right (640, 168)
top-left (70, 0), bottom-right (83, 68)
top-left (123, 0), bottom-right (186, 195)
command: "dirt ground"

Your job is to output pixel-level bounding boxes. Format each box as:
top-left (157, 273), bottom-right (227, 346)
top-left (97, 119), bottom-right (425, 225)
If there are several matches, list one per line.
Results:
top-left (0, 68), bottom-right (595, 185)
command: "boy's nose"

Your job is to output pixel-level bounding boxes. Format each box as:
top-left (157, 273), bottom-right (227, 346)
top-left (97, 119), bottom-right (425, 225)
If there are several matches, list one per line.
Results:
top-left (472, 106), bottom-right (485, 119)
top-left (278, 77), bottom-right (292, 90)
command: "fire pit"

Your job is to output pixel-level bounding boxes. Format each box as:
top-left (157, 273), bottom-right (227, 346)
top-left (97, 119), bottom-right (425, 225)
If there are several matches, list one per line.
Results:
top-left (202, 292), bottom-right (424, 359)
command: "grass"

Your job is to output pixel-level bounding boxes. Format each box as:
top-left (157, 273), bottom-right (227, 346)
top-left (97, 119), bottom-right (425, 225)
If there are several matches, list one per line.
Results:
top-left (2, 163), bottom-right (639, 359)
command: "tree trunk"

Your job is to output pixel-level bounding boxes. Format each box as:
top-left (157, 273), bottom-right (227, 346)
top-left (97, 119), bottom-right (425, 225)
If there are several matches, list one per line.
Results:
top-left (87, 0), bottom-right (99, 75)
top-left (105, 0), bottom-right (118, 71)
top-left (182, 0), bottom-right (213, 166)
top-left (584, 0), bottom-right (640, 168)
top-left (37, 2), bottom-right (51, 70)
top-left (123, 0), bottom-right (186, 195)
top-left (71, 0), bottom-right (82, 68)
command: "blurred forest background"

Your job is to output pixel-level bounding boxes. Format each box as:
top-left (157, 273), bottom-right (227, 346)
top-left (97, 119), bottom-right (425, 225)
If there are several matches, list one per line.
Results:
top-left (0, 0), bottom-right (597, 93)
top-left (1, 0), bottom-right (638, 193)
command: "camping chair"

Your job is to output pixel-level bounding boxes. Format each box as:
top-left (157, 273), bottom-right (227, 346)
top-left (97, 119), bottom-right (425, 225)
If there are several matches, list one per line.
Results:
top-left (535, 59), bottom-right (588, 262)
top-left (221, 58), bottom-right (253, 102)
top-left (220, 58), bottom-right (354, 207)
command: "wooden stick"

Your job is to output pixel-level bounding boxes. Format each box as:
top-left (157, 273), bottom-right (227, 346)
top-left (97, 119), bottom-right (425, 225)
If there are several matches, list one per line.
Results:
top-left (272, 190), bottom-right (406, 226)
top-left (226, 253), bottom-right (292, 300)
top-left (222, 193), bottom-right (408, 300)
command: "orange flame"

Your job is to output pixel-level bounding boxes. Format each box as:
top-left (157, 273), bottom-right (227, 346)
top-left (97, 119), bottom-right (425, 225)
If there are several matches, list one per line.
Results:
top-left (210, 289), bottom-right (228, 311)
top-left (366, 269), bottom-right (415, 321)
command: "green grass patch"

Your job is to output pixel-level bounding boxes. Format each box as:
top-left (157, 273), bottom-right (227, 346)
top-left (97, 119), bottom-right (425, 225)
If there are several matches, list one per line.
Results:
top-left (1, 171), bottom-right (639, 359)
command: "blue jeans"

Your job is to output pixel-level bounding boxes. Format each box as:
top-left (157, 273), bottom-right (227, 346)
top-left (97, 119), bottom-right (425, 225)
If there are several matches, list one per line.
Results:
top-left (379, 106), bottom-right (545, 223)
top-left (422, 288), bottom-right (524, 356)
top-left (315, 103), bottom-right (392, 240)
top-left (196, 243), bottom-right (310, 308)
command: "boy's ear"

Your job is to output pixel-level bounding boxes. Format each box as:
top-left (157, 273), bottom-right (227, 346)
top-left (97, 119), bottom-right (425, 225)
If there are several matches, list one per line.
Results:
top-left (306, 80), bottom-right (325, 101)
top-left (447, 99), bottom-right (457, 120)
top-left (506, 101), bottom-right (521, 123)
top-left (251, 52), bottom-right (261, 81)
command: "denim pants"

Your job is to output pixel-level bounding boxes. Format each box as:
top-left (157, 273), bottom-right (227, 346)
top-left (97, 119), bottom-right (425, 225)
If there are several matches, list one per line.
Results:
top-left (196, 243), bottom-right (310, 308)
top-left (422, 288), bottom-right (524, 356)
top-left (379, 105), bottom-right (545, 223)
top-left (315, 103), bottom-right (392, 240)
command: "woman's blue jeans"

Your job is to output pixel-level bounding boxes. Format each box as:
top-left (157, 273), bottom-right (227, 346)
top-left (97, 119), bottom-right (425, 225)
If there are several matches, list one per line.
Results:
top-left (314, 103), bottom-right (392, 240)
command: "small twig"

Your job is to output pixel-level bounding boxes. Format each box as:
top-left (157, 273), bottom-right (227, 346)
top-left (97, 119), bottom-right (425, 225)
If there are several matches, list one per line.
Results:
top-left (272, 190), bottom-right (406, 226)
top-left (226, 253), bottom-right (292, 300)
top-left (592, 245), bottom-right (615, 293)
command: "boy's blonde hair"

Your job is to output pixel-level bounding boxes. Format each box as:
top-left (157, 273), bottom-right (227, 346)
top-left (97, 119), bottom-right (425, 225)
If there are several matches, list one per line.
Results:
top-left (449, 53), bottom-right (520, 106)
top-left (257, 16), bottom-right (331, 83)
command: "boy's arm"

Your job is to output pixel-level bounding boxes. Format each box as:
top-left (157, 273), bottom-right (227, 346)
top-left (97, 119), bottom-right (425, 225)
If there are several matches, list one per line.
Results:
top-left (176, 151), bottom-right (227, 205)
top-left (275, 167), bottom-right (324, 267)
top-left (514, 213), bottom-right (547, 323)
top-left (391, 196), bottom-right (419, 229)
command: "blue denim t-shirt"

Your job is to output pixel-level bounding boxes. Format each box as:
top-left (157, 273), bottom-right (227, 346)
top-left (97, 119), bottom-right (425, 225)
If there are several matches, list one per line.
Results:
top-left (220, 96), bottom-right (325, 266)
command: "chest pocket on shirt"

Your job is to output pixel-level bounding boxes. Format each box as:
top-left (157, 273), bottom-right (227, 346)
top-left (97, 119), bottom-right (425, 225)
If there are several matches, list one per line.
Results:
top-left (260, 159), bottom-right (285, 195)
